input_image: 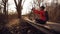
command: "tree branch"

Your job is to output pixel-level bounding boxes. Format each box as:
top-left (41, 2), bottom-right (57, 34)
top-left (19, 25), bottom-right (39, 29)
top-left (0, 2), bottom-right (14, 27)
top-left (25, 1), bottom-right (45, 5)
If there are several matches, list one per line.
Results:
top-left (14, 0), bottom-right (18, 7)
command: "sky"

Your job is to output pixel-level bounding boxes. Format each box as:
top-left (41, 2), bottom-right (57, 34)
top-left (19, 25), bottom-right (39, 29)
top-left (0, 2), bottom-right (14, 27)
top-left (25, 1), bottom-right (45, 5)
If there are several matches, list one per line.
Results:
top-left (8, 0), bottom-right (16, 11)
top-left (21, 0), bottom-right (53, 15)
top-left (8, 0), bottom-right (34, 15)
top-left (5, 0), bottom-right (60, 15)
top-left (8, 0), bottom-right (53, 15)
top-left (0, 0), bottom-right (60, 10)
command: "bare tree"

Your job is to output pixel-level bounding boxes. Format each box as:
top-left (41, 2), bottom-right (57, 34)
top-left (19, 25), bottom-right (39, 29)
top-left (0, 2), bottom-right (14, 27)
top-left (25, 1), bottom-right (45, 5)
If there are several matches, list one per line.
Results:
top-left (2, 0), bottom-right (8, 15)
top-left (0, 0), bottom-right (9, 25)
top-left (14, 0), bottom-right (22, 19)
top-left (14, 0), bottom-right (23, 34)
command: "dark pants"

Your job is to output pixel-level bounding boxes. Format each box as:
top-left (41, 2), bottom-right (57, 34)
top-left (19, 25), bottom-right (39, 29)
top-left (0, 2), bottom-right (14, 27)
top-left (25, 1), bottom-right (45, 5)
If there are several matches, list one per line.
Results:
top-left (35, 19), bottom-right (46, 24)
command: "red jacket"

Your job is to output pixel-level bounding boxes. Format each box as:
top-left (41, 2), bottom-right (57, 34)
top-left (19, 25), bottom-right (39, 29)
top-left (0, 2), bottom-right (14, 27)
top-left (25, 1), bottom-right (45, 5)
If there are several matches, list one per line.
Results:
top-left (33, 9), bottom-right (46, 21)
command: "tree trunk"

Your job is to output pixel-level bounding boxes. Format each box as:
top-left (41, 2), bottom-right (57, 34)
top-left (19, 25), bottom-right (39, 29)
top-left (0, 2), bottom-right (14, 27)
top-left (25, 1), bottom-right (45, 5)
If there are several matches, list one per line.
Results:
top-left (3, 3), bottom-right (6, 15)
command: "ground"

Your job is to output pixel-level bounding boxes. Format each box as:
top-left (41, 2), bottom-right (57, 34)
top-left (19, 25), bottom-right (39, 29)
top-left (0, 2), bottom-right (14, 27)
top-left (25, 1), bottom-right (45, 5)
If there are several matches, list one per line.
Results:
top-left (5, 18), bottom-right (60, 34)
top-left (0, 17), bottom-right (60, 34)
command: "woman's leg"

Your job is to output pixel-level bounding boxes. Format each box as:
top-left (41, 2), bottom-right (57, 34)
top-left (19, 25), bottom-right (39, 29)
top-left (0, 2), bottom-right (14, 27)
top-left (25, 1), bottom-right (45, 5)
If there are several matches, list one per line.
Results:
top-left (35, 19), bottom-right (46, 24)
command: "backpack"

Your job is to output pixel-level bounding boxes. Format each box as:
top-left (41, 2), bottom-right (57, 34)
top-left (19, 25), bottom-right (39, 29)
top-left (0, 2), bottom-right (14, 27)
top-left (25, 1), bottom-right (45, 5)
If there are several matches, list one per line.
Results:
top-left (45, 11), bottom-right (49, 21)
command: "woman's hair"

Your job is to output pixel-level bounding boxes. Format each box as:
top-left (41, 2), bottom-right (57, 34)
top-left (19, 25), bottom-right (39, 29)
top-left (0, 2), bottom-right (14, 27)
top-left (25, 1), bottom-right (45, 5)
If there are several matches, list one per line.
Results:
top-left (40, 6), bottom-right (45, 9)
